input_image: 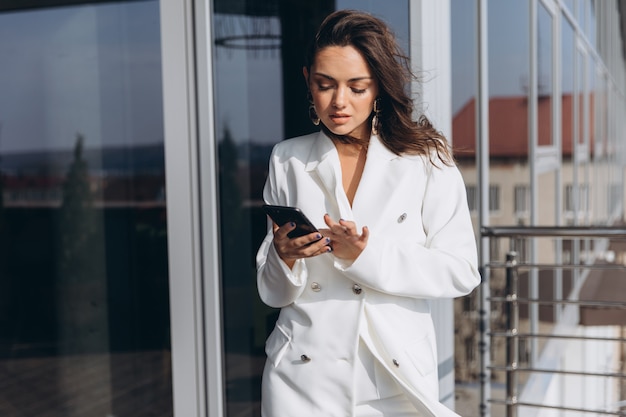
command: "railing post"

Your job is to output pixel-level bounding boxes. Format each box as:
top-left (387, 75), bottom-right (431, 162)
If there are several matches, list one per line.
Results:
top-left (505, 251), bottom-right (519, 417)
top-left (479, 265), bottom-right (491, 417)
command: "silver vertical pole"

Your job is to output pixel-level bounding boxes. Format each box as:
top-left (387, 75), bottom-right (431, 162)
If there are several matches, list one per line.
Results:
top-left (505, 251), bottom-right (519, 417)
top-left (477, 0), bottom-right (491, 415)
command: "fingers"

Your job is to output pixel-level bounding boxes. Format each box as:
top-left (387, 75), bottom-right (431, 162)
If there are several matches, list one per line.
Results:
top-left (272, 222), bottom-right (331, 261)
top-left (273, 221), bottom-right (295, 238)
top-left (339, 219), bottom-right (359, 238)
top-left (278, 236), bottom-right (331, 260)
top-left (359, 225), bottom-right (369, 242)
top-left (273, 215), bottom-right (368, 264)
top-left (324, 214), bottom-right (354, 237)
top-left (324, 214), bottom-right (360, 238)
top-left (321, 215), bottom-right (369, 261)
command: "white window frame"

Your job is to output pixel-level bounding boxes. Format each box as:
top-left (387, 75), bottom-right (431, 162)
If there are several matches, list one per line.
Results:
top-left (160, 0), bottom-right (224, 416)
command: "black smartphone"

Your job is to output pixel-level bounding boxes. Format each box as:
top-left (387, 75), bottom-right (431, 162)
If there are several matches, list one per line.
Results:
top-left (262, 204), bottom-right (320, 239)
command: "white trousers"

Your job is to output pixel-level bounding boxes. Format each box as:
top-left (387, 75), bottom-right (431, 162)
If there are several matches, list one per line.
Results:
top-left (354, 338), bottom-right (420, 417)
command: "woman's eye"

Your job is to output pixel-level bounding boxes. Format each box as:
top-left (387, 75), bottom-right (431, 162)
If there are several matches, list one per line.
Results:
top-left (352, 88), bottom-right (366, 94)
top-left (317, 84), bottom-right (332, 91)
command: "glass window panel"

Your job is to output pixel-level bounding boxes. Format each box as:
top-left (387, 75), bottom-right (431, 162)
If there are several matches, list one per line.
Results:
top-left (608, 183), bottom-right (622, 214)
top-left (577, 0), bottom-right (586, 36)
top-left (562, 19), bottom-right (575, 156)
top-left (213, 6), bottom-right (291, 417)
top-left (451, 0), bottom-right (480, 396)
top-left (577, 50), bottom-right (585, 145)
top-left (514, 184), bottom-right (530, 218)
top-left (487, 1), bottom-right (529, 159)
top-left (466, 185), bottom-right (477, 212)
top-left (587, 56), bottom-right (595, 151)
top-left (451, 0), bottom-right (478, 218)
top-left (564, 183), bottom-right (589, 213)
top-left (488, 185), bottom-right (500, 212)
top-left (484, 0), bottom-right (530, 398)
top-left (592, 72), bottom-right (609, 224)
top-left (595, 72), bottom-right (603, 156)
top-left (586, 1), bottom-right (596, 48)
top-left (562, 17), bottom-right (576, 224)
top-left (0, 2), bottom-right (172, 416)
top-left (212, 2), bottom-right (408, 415)
top-left (562, 0), bottom-right (576, 17)
top-left (537, 3), bottom-right (553, 146)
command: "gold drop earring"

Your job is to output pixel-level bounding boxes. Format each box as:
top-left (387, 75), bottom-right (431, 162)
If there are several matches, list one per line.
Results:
top-left (372, 98), bottom-right (381, 135)
top-left (308, 92), bottom-right (320, 126)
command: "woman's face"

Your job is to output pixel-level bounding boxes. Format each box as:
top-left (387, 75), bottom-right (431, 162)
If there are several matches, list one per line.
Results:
top-left (304, 45), bottom-right (379, 141)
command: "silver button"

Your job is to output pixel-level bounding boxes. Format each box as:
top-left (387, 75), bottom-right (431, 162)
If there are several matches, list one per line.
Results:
top-left (352, 284), bottom-right (362, 295)
top-left (393, 359), bottom-right (400, 367)
top-left (397, 213), bottom-right (407, 223)
top-left (301, 354), bottom-right (311, 362)
top-left (310, 282), bottom-right (321, 292)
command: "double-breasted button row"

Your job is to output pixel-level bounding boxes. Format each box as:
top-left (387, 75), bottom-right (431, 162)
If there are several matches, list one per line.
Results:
top-left (311, 282), bottom-right (363, 295)
top-left (300, 354), bottom-right (396, 366)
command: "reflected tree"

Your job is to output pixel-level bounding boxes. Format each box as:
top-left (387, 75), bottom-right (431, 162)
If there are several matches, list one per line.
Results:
top-left (219, 126), bottom-right (247, 283)
top-left (0, 156), bottom-right (4, 234)
top-left (0, 122), bottom-right (4, 232)
top-left (0, 136), bottom-right (6, 340)
top-left (59, 134), bottom-right (95, 271)
top-left (56, 133), bottom-right (108, 354)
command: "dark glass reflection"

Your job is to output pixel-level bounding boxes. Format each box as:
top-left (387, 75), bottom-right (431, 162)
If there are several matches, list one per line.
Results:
top-left (213, 5), bottom-right (334, 415)
top-left (0, 2), bottom-right (172, 416)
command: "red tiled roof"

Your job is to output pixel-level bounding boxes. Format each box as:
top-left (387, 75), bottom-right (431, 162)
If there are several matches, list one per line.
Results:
top-left (452, 94), bottom-right (595, 158)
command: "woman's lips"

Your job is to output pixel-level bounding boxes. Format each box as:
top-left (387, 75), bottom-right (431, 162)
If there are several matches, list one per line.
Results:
top-left (329, 114), bottom-right (350, 124)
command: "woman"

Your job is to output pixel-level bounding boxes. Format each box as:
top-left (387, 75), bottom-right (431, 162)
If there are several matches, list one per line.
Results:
top-left (256, 9), bottom-right (480, 417)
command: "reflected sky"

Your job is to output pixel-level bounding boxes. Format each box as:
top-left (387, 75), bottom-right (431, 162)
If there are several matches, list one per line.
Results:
top-left (213, 13), bottom-right (283, 145)
top-left (0, 1), bottom-right (583, 152)
top-left (452, 0), bottom-right (578, 114)
top-left (0, 2), bottom-right (163, 153)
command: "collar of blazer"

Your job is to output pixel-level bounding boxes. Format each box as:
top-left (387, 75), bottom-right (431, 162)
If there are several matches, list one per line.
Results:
top-left (303, 131), bottom-right (411, 230)
top-left (303, 131), bottom-right (400, 168)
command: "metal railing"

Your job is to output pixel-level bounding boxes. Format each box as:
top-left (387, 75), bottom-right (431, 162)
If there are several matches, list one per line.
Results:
top-left (479, 226), bottom-right (626, 417)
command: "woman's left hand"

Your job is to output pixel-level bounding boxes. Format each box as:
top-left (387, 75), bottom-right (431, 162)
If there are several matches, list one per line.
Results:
top-left (321, 214), bottom-right (369, 261)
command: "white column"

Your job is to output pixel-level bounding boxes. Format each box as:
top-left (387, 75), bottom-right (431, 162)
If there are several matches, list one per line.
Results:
top-left (410, 0), bottom-right (456, 409)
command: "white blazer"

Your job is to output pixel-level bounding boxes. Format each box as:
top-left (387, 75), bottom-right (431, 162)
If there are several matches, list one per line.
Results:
top-left (256, 132), bottom-right (480, 417)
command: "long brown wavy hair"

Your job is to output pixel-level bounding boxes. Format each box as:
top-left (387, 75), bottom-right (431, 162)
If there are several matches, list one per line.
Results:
top-left (305, 9), bottom-right (453, 166)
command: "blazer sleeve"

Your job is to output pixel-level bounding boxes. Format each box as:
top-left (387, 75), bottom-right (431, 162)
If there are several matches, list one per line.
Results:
top-left (255, 147), bottom-right (309, 308)
top-left (336, 162), bottom-right (480, 299)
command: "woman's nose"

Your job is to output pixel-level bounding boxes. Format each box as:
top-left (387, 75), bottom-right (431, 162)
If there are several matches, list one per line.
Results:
top-left (332, 87), bottom-right (347, 108)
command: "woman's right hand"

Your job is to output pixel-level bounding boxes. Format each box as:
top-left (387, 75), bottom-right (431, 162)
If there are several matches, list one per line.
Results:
top-left (272, 222), bottom-right (332, 269)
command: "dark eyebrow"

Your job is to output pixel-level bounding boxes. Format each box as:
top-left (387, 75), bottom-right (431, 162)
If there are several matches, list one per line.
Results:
top-left (312, 72), bottom-right (373, 83)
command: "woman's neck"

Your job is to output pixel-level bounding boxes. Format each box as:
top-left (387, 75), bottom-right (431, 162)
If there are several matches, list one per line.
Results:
top-left (332, 139), bottom-right (368, 207)
top-left (331, 138), bottom-right (369, 158)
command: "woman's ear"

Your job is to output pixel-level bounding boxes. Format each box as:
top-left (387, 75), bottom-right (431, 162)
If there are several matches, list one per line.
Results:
top-left (302, 67), bottom-right (309, 84)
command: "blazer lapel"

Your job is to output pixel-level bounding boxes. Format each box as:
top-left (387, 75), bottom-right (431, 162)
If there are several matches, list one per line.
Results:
top-left (351, 135), bottom-right (408, 231)
top-left (304, 132), bottom-right (349, 219)
top-left (303, 133), bottom-right (410, 228)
